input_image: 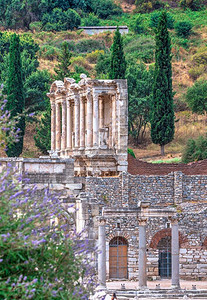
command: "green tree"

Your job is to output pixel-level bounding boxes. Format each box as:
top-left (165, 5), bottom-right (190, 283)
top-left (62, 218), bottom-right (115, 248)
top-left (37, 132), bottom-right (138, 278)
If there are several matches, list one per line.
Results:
top-left (150, 11), bottom-right (174, 156)
top-left (34, 99), bottom-right (51, 154)
top-left (5, 33), bottom-right (25, 157)
top-left (54, 42), bottom-right (72, 80)
top-left (185, 79), bottom-right (207, 114)
top-left (109, 27), bottom-right (126, 79)
top-left (182, 135), bottom-right (207, 163)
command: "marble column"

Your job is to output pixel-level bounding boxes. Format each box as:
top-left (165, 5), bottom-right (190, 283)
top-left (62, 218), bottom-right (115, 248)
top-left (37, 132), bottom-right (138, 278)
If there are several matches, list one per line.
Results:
top-left (74, 95), bottom-right (80, 149)
top-left (139, 217), bottom-right (147, 289)
top-left (99, 97), bottom-right (104, 128)
top-left (98, 217), bottom-right (106, 289)
top-left (55, 103), bottom-right (61, 151)
top-left (86, 90), bottom-right (93, 148)
top-left (111, 95), bottom-right (116, 148)
top-left (93, 91), bottom-right (99, 148)
top-left (66, 100), bottom-right (72, 149)
top-left (171, 217), bottom-right (180, 289)
top-left (80, 96), bottom-right (85, 149)
top-left (61, 100), bottom-right (66, 151)
top-left (51, 101), bottom-right (56, 151)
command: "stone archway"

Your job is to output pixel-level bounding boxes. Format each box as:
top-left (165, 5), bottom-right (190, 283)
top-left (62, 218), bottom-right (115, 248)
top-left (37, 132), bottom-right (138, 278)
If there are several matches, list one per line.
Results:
top-left (149, 228), bottom-right (188, 249)
top-left (109, 236), bottom-right (128, 279)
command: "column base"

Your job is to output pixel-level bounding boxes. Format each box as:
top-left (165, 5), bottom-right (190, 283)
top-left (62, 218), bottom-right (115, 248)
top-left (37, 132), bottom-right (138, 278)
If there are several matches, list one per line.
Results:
top-left (171, 284), bottom-right (180, 290)
top-left (138, 285), bottom-right (148, 291)
top-left (48, 150), bottom-right (59, 158)
top-left (96, 284), bottom-right (107, 291)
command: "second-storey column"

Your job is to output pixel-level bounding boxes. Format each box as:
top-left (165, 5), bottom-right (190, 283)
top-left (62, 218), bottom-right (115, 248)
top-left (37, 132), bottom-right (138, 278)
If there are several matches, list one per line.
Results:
top-left (55, 102), bottom-right (61, 151)
top-left (80, 96), bottom-right (85, 149)
top-left (74, 95), bottom-right (80, 149)
top-left (61, 100), bottom-right (66, 151)
top-left (93, 91), bottom-right (99, 148)
top-left (51, 100), bottom-right (56, 151)
top-left (139, 217), bottom-right (147, 289)
top-left (86, 90), bottom-right (93, 148)
top-left (66, 100), bottom-right (72, 149)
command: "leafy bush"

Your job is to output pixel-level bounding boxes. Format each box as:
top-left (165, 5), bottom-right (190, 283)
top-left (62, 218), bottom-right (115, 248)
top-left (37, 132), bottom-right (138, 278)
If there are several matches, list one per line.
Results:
top-left (81, 13), bottom-right (100, 26)
top-left (29, 21), bottom-right (43, 32)
top-left (185, 79), bottom-right (207, 114)
top-left (192, 46), bottom-right (207, 65)
top-left (182, 135), bottom-right (207, 163)
top-left (130, 14), bottom-right (145, 34)
top-left (189, 64), bottom-right (205, 80)
top-left (175, 21), bottom-right (193, 38)
top-left (42, 8), bottom-right (81, 31)
top-left (150, 12), bottom-right (174, 29)
top-left (39, 45), bottom-right (60, 61)
top-left (179, 0), bottom-right (204, 11)
top-left (135, 0), bottom-right (165, 13)
top-left (70, 56), bottom-right (92, 71)
top-left (75, 39), bottom-right (105, 53)
top-left (86, 50), bottom-right (105, 63)
top-left (92, 0), bottom-right (122, 19)
top-left (128, 148), bottom-right (136, 158)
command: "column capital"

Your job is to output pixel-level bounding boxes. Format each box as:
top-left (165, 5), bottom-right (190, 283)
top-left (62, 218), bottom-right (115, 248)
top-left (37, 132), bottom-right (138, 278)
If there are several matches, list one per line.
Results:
top-left (138, 217), bottom-right (147, 226)
top-left (97, 217), bottom-right (106, 226)
top-left (169, 216), bottom-right (178, 225)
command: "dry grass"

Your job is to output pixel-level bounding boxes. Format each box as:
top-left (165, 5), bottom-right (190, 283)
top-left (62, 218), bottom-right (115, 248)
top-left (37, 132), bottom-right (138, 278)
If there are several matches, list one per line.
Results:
top-left (22, 122), bottom-right (42, 158)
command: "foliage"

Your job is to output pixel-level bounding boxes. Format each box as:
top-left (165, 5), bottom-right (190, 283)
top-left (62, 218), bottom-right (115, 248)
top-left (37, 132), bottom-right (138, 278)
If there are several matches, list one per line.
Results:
top-left (109, 27), bottom-right (126, 79)
top-left (5, 34), bottom-right (25, 157)
top-left (81, 13), bottom-right (100, 26)
top-left (188, 64), bottom-right (205, 80)
top-left (179, 0), bottom-right (204, 11)
top-left (150, 12), bottom-right (174, 29)
top-left (151, 11), bottom-right (174, 156)
top-left (86, 50), bottom-right (105, 63)
top-left (128, 148), bottom-right (136, 158)
top-left (92, 0), bottom-right (122, 19)
top-left (185, 79), bottom-right (207, 114)
top-left (34, 100), bottom-right (51, 154)
top-left (0, 167), bottom-right (96, 299)
top-left (175, 21), bottom-right (193, 38)
top-left (54, 42), bottom-right (72, 80)
top-left (182, 135), bottom-right (207, 163)
top-left (135, 0), bottom-right (165, 13)
top-left (126, 63), bottom-right (154, 144)
top-left (24, 70), bottom-right (51, 112)
top-left (131, 15), bottom-right (144, 34)
top-left (75, 39), bottom-right (106, 53)
top-left (42, 8), bottom-right (81, 31)
top-left (123, 34), bottom-right (155, 63)
top-left (95, 52), bottom-right (111, 78)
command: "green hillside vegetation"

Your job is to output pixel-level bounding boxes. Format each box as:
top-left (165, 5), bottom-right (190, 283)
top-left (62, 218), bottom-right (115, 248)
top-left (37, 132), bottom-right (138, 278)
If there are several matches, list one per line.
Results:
top-left (0, 0), bottom-right (206, 161)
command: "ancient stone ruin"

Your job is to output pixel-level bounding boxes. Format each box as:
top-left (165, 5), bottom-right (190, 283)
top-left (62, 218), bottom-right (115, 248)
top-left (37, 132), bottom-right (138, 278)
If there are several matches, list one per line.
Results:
top-left (47, 75), bottom-right (128, 176)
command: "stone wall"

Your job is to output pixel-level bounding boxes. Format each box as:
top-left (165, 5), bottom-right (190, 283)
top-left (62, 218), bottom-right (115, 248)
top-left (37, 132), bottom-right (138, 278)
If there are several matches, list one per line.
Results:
top-left (78, 26), bottom-right (129, 35)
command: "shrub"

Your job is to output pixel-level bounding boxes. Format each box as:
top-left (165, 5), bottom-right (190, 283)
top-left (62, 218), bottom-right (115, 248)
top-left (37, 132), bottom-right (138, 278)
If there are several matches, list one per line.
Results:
top-left (192, 47), bottom-right (207, 66)
top-left (75, 39), bottom-right (105, 53)
top-left (92, 0), bottom-right (122, 19)
top-left (182, 135), bottom-right (207, 163)
top-left (39, 45), bottom-right (60, 60)
top-left (128, 148), bottom-right (136, 158)
top-left (175, 21), bottom-right (192, 38)
top-left (131, 15), bottom-right (144, 34)
top-left (188, 64), bottom-right (205, 80)
top-left (95, 52), bottom-right (110, 77)
top-left (135, 0), bottom-right (164, 13)
top-left (150, 12), bottom-right (174, 29)
top-left (86, 50), bottom-right (105, 63)
top-left (81, 13), bottom-right (100, 26)
top-left (29, 22), bottom-right (43, 32)
top-left (185, 79), bottom-right (207, 114)
top-left (179, 0), bottom-right (204, 11)
top-left (70, 56), bottom-right (92, 71)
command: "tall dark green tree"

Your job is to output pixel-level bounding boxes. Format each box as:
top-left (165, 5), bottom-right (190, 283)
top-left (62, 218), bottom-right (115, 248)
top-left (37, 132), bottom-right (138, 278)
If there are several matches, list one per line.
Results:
top-left (150, 11), bottom-right (174, 156)
top-left (6, 33), bottom-right (25, 157)
top-left (109, 27), bottom-right (126, 79)
top-left (34, 99), bottom-right (51, 154)
top-left (54, 42), bottom-right (72, 80)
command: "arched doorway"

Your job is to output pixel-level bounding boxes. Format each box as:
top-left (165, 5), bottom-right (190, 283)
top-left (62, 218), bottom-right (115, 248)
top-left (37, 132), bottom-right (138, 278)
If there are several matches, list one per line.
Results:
top-left (109, 236), bottom-right (128, 279)
top-left (158, 236), bottom-right (172, 278)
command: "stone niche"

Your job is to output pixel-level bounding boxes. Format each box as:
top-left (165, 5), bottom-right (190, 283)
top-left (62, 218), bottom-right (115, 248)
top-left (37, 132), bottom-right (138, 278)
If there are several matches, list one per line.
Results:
top-left (47, 75), bottom-right (128, 177)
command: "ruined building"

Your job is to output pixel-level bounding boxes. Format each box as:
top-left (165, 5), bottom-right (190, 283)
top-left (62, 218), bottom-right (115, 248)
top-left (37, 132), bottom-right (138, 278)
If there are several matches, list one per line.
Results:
top-left (1, 75), bottom-right (207, 285)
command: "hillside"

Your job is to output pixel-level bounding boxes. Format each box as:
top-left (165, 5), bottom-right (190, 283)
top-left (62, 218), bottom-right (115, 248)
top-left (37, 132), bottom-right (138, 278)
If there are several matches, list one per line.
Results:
top-left (0, 0), bottom-right (206, 161)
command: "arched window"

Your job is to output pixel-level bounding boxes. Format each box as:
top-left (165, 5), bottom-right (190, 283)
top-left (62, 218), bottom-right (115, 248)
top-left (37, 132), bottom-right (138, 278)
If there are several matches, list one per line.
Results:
top-left (158, 236), bottom-right (171, 278)
top-left (109, 236), bottom-right (128, 279)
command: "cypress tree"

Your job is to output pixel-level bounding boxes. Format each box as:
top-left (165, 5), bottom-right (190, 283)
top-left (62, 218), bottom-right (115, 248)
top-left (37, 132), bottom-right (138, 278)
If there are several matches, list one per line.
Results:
top-left (6, 33), bottom-right (25, 157)
top-left (109, 27), bottom-right (126, 79)
top-left (54, 41), bottom-right (72, 80)
top-left (34, 100), bottom-right (51, 154)
top-left (150, 11), bottom-right (174, 156)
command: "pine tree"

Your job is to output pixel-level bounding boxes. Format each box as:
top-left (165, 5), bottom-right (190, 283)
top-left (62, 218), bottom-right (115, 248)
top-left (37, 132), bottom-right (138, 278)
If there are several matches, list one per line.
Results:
top-left (34, 99), bottom-right (51, 154)
top-left (54, 42), bottom-right (72, 80)
top-left (109, 27), bottom-right (126, 79)
top-left (150, 11), bottom-right (174, 156)
top-left (6, 33), bottom-right (25, 157)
